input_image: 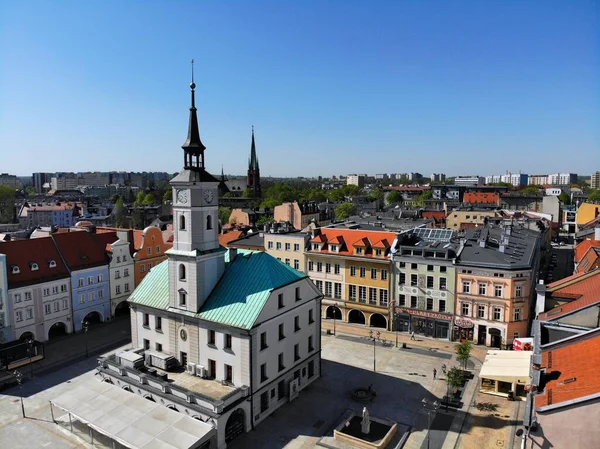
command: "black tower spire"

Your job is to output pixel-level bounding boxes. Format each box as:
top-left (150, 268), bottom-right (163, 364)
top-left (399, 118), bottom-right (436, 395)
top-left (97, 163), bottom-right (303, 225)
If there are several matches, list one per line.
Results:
top-left (182, 59), bottom-right (206, 171)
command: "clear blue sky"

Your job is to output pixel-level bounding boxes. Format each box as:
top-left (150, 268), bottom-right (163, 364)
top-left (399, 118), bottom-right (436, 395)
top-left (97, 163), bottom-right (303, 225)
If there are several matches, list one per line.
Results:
top-left (1, 1), bottom-right (598, 178)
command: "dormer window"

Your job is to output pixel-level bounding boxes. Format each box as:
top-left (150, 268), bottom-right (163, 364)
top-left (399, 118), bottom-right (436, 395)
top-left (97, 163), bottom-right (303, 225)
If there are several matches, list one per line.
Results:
top-left (355, 247), bottom-right (363, 255)
top-left (375, 249), bottom-right (382, 256)
top-left (328, 244), bottom-right (339, 252)
top-left (11, 265), bottom-right (20, 275)
top-left (312, 244), bottom-right (319, 251)
top-left (29, 262), bottom-right (39, 271)
top-left (48, 260), bottom-right (57, 268)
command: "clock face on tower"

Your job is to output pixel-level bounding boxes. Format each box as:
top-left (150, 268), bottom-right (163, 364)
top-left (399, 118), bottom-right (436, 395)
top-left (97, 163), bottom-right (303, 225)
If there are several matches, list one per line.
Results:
top-left (203, 189), bottom-right (214, 204)
top-left (176, 189), bottom-right (188, 204)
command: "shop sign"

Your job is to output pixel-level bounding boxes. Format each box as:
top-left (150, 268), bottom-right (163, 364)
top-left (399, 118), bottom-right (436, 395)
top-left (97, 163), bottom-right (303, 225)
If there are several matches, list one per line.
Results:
top-left (394, 307), bottom-right (451, 321)
top-left (455, 317), bottom-right (474, 328)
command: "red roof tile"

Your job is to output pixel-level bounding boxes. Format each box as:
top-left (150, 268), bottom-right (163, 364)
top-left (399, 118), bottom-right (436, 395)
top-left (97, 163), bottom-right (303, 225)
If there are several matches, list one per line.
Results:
top-left (575, 246), bottom-right (600, 274)
top-left (308, 228), bottom-right (396, 258)
top-left (539, 269), bottom-right (600, 320)
top-left (535, 330), bottom-right (600, 408)
top-left (218, 231), bottom-right (243, 247)
top-left (52, 231), bottom-right (117, 271)
top-left (574, 240), bottom-right (600, 263)
top-left (0, 237), bottom-right (70, 288)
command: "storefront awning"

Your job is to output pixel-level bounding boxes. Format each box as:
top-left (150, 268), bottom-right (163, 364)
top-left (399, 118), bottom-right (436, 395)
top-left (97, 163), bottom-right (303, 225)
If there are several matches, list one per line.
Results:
top-left (51, 378), bottom-right (215, 449)
top-left (480, 350), bottom-right (532, 384)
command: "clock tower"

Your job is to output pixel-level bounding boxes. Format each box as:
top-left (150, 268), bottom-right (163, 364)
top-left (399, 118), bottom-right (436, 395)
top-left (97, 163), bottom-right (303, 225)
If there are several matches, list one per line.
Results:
top-left (167, 63), bottom-right (225, 313)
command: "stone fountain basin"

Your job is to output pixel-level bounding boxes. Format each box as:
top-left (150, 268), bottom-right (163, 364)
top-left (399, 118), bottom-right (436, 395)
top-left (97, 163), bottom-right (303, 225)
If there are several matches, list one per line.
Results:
top-left (334, 411), bottom-right (397, 449)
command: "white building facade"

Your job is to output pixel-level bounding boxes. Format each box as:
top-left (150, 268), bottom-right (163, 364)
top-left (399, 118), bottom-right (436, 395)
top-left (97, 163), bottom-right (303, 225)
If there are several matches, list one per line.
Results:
top-left (108, 239), bottom-right (135, 317)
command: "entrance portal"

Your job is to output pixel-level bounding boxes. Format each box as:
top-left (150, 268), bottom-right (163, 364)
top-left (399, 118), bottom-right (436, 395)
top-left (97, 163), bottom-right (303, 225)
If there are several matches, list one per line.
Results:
top-left (48, 322), bottom-right (68, 340)
top-left (225, 408), bottom-right (245, 442)
top-left (348, 309), bottom-right (366, 325)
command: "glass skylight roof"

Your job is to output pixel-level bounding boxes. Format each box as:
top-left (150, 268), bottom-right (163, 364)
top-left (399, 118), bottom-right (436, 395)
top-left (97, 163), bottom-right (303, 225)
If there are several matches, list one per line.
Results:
top-left (412, 227), bottom-right (453, 243)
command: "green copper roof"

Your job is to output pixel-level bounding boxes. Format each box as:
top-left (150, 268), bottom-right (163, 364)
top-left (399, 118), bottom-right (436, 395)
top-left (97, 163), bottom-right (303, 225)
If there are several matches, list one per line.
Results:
top-left (128, 250), bottom-right (307, 330)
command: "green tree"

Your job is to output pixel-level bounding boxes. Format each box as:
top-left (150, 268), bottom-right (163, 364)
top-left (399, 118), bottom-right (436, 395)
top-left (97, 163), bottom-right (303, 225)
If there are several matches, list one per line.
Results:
top-left (163, 188), bottom-right (172, 203)
top-left (0, 185), bottom-right (16, 223)
top-left (114, 198), bottom-right (126, 228)
top-left (342, 184), bottom-right (361, 196)
top-left (218, 206), bottom-right (231, 224)
top-left (142, 193), bottom-right (155, 206)
top-left (25, 186), bottom-right (36, 196)
top-left (386, 190), bottom-right (403, 205)
top-left (110, 194), bottom-right (121, 203)
top-left (588, 190), bottom-right (600, 203)
top-left (415, 190), bottom-right (433, 207)
top-left (521, 185), bottom-right (540, 196)
top-left (328, 189), bottom-right (346, 202)
top-left (446, 366), bottom-right (465, 396)
top-left (255, 214), bottom-right (272, 227)
top-left (558, 191), bottom-right (570, 205)
top-left (132, 206), bottom-right (143, 229)
top-left (455, 341), bottom-right (473, 370)
top-left (335, 202), bottom-right (357, 220)
top-left (127, 188), bottom-right (136, 204)
top-left (135, 191), bottom-right (145, 206)
top-left (305, 188), bottom-right (328, 203)
top-left (242, 188), bottom-right (254, 198)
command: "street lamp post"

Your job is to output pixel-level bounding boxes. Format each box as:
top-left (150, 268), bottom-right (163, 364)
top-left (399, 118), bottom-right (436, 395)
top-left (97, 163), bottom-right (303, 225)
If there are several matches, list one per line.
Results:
top-left (14, 370), bottom-right (25, 418)
top-left (422, 398), bottom-right (440, 449)
top-left (391, 300), bottom-right (398, 348)
top-left (27, 339), bottom-right (34, 379)
top-left (333, 302), bottom-right (339, 336)
top-left (83, 321), bottom-right (89, 358)
top-left (368, 330), bottom-right (381, 372)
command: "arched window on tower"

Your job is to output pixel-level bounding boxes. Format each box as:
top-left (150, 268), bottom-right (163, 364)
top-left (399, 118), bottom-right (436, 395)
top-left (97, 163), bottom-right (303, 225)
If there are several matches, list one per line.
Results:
top-left (179, 264), bottom-right (186, 281)
top-left (206, 215), bottom-right (213, 230)
top-left (180, 215), bottom-right (186, 230)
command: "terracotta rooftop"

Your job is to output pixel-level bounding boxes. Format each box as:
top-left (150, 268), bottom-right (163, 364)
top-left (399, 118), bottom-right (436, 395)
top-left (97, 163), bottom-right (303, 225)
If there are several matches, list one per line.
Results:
top-left (308, 228), bottom-right (396, 259)
top-left (0, 237), bottom-right (70, 288)
top-left (218, 231), bottom-right (243, 247)
top-left (575, 246), bottom-right (600, 274)
top-left (536, 330), bottom-right (600, 408)
top-left (463, 192), bottom-right (500, 204)
top-left (538, 269), bottom-right (600, 321)
top-left (52, 231), bottom-right (118, 271)
top-left (574, 239), bottom-right (600, 263)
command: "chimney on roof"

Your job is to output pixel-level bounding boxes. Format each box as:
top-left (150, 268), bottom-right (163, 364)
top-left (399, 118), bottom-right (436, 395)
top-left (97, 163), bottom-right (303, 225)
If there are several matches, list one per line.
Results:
top-left (595, 225), bottom-right (600, 241)
top-left (228, 247), bottom-right (237, 262)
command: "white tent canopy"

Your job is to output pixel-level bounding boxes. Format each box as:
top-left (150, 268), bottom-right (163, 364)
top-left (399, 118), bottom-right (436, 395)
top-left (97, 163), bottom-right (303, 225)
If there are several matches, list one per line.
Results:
top-left (480, 350), bottom-right (532, 384)
top-left (51, 379), bottom-right (215, 449)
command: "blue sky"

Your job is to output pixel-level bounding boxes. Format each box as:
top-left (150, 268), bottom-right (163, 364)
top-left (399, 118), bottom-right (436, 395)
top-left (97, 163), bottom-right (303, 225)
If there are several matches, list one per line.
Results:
top-left (1, 1), bottom-right (598, 178)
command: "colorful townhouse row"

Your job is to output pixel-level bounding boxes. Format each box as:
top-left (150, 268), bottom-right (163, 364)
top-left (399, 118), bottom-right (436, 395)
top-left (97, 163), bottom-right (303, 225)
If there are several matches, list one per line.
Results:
top-left (263, 221), bottom-right (546, 349)
top-left (0, 225), bottom-right (171, 344)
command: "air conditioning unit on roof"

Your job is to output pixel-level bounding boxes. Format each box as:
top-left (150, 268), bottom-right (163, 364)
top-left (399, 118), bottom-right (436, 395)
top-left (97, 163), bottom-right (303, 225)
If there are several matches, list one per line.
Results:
top-left (187, 363), bottom-right (196, 375)
top-left (196, 365), bottom-right (206, 378)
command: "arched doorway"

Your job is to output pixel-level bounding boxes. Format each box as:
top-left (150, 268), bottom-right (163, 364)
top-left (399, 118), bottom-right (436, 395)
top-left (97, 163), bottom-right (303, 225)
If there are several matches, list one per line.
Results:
top-left (225, 408), bottom-right (245, 443)
top-left (19, 331), bottom-right (34, 341)
top-left (326, 305), bottom-right (342, 320)
top-left (114, 301), bottom-right (130, 318)
top-left (48, 322), bottom-right (68, 340)
top-left (370, 313), bottom-right (387, 329)
top-left (348, 309), bottom-right (365, 325)
top-left (83, 311), bottom-right (103, 327)
top-left (489, 328), bottom-right (502, 348)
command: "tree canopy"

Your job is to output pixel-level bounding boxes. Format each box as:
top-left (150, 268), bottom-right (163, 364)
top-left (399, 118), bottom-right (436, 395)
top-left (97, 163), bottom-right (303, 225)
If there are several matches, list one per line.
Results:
top-left (113, 198), bottom-right (126, 228)
top-left (0, 185), bottom-right (16, 223)
top-left (455, 341), bottom-right (473, 369)
top-left (335, 202), bottom-right (357, 220)
top-left (386, 190), bottom-right (403, 205)
top-left (588, 190), bottom-right (600, 203)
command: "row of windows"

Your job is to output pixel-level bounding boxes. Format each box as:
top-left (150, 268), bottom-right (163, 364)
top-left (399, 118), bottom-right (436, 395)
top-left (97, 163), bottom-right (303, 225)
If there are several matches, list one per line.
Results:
top-left (14, 292), bottom-right (33, 302)
top-left (459, 303), bottom-right (522, 321)
top-left (349, 266), bottom-right (388, 280)
top-left (140, 262), bottom-right (154, 273)
top-left (260, 311), bottom-right (315, 350)
top-left (461, 282), bottom-right (518, 298)
top-left (44, 299), bottom-right (69, 315)
top-left (267, 241), bottom-right (302, 252)
top-left (115, 283), bottom-right (131, 294)
top-left (398, 294), bottom-right (447, 312)
top-left (278, 258), bottom-right (301, 270)
top-left (114, 269), bottom-right (130, 279)
top-left (77, 274), bottom-right (105, 287)
top-left (399, 262), bottom-right (448, 273)
top-left (399, 273), bottom-right (447, 289)
top-left (15, 308), bottom-right (33, 322)
top-left (308, 261), bottom-right (341, 274)
top-left (348, 285), bottom-right (389, 306)
top-left (115, 255), bottom-right (128, 263)
top-left (314, 281), bottom-right (343, 299)
top-left (277, 288), bottom-right (303, 309)
top-left (78, 289), bottom-right (105, 304)
top-left (43, 284), bottom-right (69, 296)
top-left (260, 337), bottom-right (315, 382)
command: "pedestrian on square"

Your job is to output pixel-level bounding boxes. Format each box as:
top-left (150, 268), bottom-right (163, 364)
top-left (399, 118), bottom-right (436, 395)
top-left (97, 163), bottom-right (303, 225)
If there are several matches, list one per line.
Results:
top-left (433, 368), bottom-right (437, 379)
top-left (410, 331), bottom-right (415, 340)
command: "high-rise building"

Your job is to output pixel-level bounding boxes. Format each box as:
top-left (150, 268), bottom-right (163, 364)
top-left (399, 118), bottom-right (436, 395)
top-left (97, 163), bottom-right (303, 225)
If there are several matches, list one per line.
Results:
top-left (547, 173), bottom-right (577, 186)
top-left (347, 174), bottom-right (365, 188)
top-left (589, 171), bottom-right (600, 189)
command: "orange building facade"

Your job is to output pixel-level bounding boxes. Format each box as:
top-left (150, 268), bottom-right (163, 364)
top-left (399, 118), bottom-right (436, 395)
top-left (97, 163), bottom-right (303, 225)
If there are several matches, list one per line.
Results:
top-left (133, 226), bottom-right (173, 286)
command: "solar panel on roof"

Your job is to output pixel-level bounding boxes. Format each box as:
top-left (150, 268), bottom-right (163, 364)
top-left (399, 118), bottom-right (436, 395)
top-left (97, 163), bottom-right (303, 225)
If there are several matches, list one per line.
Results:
top-left (413, 227), bottom-right (453, 242)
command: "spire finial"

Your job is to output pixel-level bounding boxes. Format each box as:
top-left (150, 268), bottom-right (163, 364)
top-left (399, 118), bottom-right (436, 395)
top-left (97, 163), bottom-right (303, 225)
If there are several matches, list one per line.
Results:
top-left (190, 59), bottom-right (195, 89)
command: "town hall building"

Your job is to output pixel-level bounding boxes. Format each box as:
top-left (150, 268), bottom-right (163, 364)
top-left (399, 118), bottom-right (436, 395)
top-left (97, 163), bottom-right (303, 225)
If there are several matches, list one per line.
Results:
top-left (97, 75), bottom-right (322, 448)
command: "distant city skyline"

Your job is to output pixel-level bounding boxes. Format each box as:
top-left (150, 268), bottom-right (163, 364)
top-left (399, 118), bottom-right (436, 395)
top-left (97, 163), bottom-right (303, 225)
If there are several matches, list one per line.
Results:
top-left (1, 1), bottom-right (598, 177)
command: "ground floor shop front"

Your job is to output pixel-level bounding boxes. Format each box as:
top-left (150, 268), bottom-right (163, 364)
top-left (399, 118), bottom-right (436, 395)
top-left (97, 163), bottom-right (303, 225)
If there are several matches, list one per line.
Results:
top-left (393, 307), bottom-right (453, 340)
top-left (453, 317), bottom-right (509, 348)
